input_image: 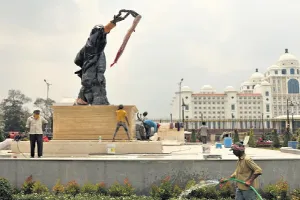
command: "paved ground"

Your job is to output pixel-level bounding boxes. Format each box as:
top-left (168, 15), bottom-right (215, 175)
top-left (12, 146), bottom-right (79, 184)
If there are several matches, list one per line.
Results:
top-left (2, 144), bottom-right (300, 160)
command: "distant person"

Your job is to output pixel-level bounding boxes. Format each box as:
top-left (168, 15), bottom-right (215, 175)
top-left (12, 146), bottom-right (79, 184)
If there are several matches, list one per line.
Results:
top-left (26, 110), bottom-right (48, 158)
top-left (112, 104), bottom-right (130, 141)
top-left (199, 122), bottom-right (209, 144)
top-left (221, 142), bottom-right (262, 200)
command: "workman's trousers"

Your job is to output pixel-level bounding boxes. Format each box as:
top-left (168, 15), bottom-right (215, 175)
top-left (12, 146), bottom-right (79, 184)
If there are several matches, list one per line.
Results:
top-left (235, 188), bottom-right (256, 200)
top-left (113, 122), bottom-right (130, 140)
top-left (143, 124), bottom-right (151, 139)
top-left (30, 134), bottom-right (43, 157)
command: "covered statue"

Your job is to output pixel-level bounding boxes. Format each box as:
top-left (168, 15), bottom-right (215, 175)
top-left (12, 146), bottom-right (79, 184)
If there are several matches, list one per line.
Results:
top-left (74, 10), bottom-right (141, 105)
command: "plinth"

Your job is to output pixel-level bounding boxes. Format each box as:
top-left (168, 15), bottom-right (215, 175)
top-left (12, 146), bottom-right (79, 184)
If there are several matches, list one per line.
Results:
top-left (52, 105), bottom-right (138, 140)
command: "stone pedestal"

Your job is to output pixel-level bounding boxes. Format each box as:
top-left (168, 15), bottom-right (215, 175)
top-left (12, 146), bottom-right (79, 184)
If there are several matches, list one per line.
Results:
top-left (52, 105), bottom-right (138, 140)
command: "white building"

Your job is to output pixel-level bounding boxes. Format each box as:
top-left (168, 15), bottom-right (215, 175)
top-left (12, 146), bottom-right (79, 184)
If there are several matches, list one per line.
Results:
top-left (171, 49), bottom-right (300, 131)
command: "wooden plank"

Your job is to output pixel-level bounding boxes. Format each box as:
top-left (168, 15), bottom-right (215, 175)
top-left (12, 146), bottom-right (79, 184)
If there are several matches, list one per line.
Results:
top-left (53, 105), bottom-right (138, 140)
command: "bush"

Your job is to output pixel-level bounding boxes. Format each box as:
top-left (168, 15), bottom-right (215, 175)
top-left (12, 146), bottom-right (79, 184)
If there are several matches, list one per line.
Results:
top-left (283, 132), bottom-right (292, 147)
top-left (0, 177), bottom-right (13, 200)
top-left (187, 185), bottom-right (220, 199)
top-left (32, 181), bottom-right (49, 194)
top-left (291, 188), bottom-right (300, 199)
top-left (248, 130), bottom-right (256, 147)
top-left (64, 180), bottom-right (80, 196)
top-left (185, 179), bottom-right (196, 190)
top-left (297, 135), bottom-right (300, 150)
top-left (173, 184), bottom-right (182, 197)
top-left (233, 130), bottom-right (240, 144)
top-left (81, 182), bottom-right (97, 194)
top-left (96, 182), bottom-right (108, 195)
top-left (52, 179), bottom-right (64, 195)
top-left (150, 176), bottom-right (174, 199)
top-left (108, 178), bottom-right (134, 197)
top-left (272, 130), bottom-right (280, 148)
top-left (262, 178), bottom-right (289, 199)
top-left (218, 181), bottom-right (234, 198)
top-left (21, 175), bottom-right (35, 195)
top-left (0, 129), bottom-right (4, 142)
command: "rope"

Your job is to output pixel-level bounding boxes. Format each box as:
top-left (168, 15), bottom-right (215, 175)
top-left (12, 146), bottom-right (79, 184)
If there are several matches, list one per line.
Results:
top-left (221, 178), bottom-right (263, 200)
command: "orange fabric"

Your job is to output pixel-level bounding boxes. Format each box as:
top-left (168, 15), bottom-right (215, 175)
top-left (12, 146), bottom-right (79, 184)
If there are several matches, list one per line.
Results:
top-left (116, 109), bottom-right (127, 122)
top-left (104, 22), bottom-right (116, 33)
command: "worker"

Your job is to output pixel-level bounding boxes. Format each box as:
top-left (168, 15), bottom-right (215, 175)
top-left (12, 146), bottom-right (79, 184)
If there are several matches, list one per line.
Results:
top-left (199, 122), bottom-right (209, 144)
top-left (143, 120), bottom-right (157, 139)
top-left (221, 142), bottom-right (262, 200)
top-left (112, 104), bottom-right (131, 141)
top-left (26, 110), bottom-right (48, 158)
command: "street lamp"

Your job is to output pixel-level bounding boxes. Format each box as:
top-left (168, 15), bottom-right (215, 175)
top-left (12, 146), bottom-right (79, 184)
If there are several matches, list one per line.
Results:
top-left (44, 79), bottom-right (52, 132)
top-left (44, 79), bottom-right (52, 101)
top-left (178, 78), bottom-right (184, 122)
top-left (262, 113), bottom-right (264, 135)
top-left (286, 99), bottom-right (298, 133)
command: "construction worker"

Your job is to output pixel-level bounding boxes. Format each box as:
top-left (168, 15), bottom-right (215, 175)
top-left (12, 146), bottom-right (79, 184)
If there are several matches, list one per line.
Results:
top-left (143, 120), bottom-right (158, 139)
top-left (221, 142), bottom-right (262, 200)
top-left (112, 104), bottom-right (130, 141)
top-left (26, 110), bottom-right (48, 158)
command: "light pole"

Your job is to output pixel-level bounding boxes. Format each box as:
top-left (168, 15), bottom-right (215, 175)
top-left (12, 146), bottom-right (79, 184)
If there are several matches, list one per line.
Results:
top-left (178, 78), bottom-right (183, 122)
top-left (44, 79), bottom-right (52, 132)
top-left (262, 113), bottom-right (264, 135)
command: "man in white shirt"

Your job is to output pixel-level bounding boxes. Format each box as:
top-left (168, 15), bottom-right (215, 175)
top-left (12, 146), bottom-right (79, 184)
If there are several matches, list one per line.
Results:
top-left (199, 122), bottom-right (209, 144)
top-left (26, 110), bottom-right (48, 158)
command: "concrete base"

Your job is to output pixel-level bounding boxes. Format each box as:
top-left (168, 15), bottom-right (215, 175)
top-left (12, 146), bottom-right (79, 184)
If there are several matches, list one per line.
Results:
top-left (11, 140), bottom-right (163, 155)
top-left (280, 147), bottom-right (300, 155)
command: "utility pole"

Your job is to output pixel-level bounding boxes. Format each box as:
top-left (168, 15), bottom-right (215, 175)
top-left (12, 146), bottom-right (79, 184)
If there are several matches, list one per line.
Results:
top-left (178, 78), bottom-right (183, 122)
top-left (262, 113), bottom-right (264, 135)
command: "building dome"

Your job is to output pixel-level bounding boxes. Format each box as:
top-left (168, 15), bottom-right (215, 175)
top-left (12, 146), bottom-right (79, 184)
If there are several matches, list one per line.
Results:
top-left (241, 81), bottom-right (250, 86)
top-left (225, 86), bottom-right (236, 92)
top-left (201, 85), bottom-right (213, 90)
top-left (261, 80), bottom-right (271, 86)
top-left (250, 69), bottom-right (264, 80)
top-left (267, 65), bottom-right (279, 71)
top-left (279, 52), bottom-right (297, 62)
top-left (181, 86), bottom-right (192, 92)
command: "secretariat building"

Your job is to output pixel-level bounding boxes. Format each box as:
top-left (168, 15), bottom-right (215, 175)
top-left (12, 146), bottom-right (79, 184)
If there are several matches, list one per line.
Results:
top-left (171, 49), bottom-right (300, 131)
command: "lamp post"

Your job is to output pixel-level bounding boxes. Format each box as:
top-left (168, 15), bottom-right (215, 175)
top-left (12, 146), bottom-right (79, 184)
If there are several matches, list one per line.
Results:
top-left (178, 78), bottom-right (184, 122)
top-left (44, 79), bottom-right (52, 132)
top-left (262, 113), bottom-right (264, 134)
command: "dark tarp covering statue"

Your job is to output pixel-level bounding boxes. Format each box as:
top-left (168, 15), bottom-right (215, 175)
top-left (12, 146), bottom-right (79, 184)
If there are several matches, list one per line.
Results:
top-left (74, 9), bottom-right (141, 105)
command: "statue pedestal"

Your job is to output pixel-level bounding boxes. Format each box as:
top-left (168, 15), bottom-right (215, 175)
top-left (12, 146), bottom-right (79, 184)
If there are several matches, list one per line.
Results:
top-left (52, 105), bottom-right (138, 140)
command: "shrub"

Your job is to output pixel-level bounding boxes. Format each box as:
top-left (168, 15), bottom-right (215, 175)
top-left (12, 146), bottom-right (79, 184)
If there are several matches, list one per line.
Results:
top-left (218, 181), bottom-right (234, 198)
top-left (291, 188), bottom-right (300, 199)
top-left (233, 129), bottom-right (240, 144)
top-left (52, 179), bottom-right (64, 195)
top-left (248, 130), bottom-right (256, 148)
top-left (81, 182), bottom-right (97, 194)
top-left (0, 177), bottom-right (13, 200)
top-left (272, 130), bottom-right (280, 148)
top-left (173, 184), bottom-right (182, 197)
top-left (96, 182), bottom-right (108, 195)
top-left (297, 135), bottom-right (300, 150)
top-left (262, 178), bottom-right (289, 199)
top-left (150, 176), bottom-right (174, 199)
top-left (64, 180), bottom-right (80, 196)
top-left (108, 178), bottom-right (134, 197)
top-left (283, 132), bottom-right (292, 147)
top-left (21, 175), bottom-right (35, 194)
top-left (185, 179), bottom-right (196, 190)
top-left (187, 185), bottom-right (220, 199)
top-left (32, 181), bottom-right (49, 194)
top-left (191, 130), bottom-right (196, 142)
top-left (0, 129), bottom-right (4, 142)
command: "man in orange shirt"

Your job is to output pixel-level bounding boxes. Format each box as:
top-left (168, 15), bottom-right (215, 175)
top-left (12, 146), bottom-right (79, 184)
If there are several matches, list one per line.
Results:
top-left (112, 104), bottom-right (130, 141)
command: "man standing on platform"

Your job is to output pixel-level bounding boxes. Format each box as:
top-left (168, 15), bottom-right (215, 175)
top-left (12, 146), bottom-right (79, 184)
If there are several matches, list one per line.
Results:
top-left (26, 110), bottom-right (48, 158)
top-left (113, 105), bottom-right (131, 141)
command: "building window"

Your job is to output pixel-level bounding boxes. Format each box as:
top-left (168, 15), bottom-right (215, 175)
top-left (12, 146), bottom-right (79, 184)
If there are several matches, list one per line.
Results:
top-left (231, 104), bottom-right (235, 110)
top-left (266, 104), bottom-right (270, 112)
top-left (265, 91), bottom-right (269, 96)
top-left (288, 79), bottom-right (300, 94)
top-left (282, 69), bottom-right (287, 74)
top-left (275, 70), bottom-right (278, 74)
top-left (185, 105), bottom-right (189, 110)
top-left (290, 68), bottom-right (295, 74)
top-left (297, 69), bottom-right (300, 74)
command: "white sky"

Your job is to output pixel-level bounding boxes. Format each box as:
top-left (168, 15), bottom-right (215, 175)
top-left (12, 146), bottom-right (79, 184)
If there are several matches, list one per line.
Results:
top-left (1, 0), bottom-right (300, 118)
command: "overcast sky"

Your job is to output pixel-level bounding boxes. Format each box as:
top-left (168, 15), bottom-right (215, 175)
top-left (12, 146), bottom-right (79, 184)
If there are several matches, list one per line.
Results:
top-left (1, 0), bottom-right (300, 118)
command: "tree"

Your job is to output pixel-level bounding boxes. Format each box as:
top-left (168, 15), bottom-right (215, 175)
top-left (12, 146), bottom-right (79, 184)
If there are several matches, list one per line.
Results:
top-left (0, 90), bottom-right (31, 132)
top-left (297, 135), bottom-right (300, 150)
top-left (191, 129), bottom-right (196, 143)
top-left (248, 129), bottom-right (256, 147)
top-left (233, 129), bottom-right (240, 143)
top-left (283, 132), bottom-right (292, 147)
top-left (271, 129), bottom-right (280, 148)
top-left (33, 98), bottom-right (55, 131)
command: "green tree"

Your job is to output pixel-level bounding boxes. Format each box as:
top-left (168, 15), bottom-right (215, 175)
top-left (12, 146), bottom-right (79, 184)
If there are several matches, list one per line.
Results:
top-left (297, 135), bottom-right (300, 150)
top-left (0, 90), bottom-right (31, 132)
top-left (272, 130), bottom-right (280, 148)
top-left (233, 129), bottom-right (240, 143)
top-left (248, 129), bottom-right (256, 147)
top-left (283, 132), bottom-right (292, 147)
top-left (191, 129), bottom-right (196, 142)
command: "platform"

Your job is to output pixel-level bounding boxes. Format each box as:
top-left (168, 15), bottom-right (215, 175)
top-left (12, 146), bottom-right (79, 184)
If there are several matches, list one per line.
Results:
top-left (52, 105), bottom-right (138, 140)
top-left (11, 140), bottom-right (163, 155)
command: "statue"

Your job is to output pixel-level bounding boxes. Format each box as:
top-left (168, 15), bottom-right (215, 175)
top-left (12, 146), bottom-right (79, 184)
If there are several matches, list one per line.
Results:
top-left (74, 10), bottom-right (141, 105)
